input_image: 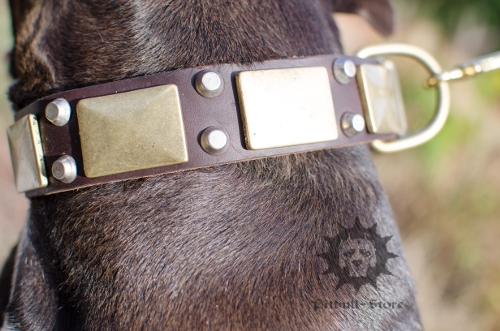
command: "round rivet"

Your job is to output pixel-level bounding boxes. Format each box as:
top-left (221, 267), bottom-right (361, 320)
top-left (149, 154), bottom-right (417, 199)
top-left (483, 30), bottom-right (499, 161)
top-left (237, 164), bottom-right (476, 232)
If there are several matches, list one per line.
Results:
top-left (45, 98), bottom-right (72, 126)
top-left (200, 127), bottom-right (230, 155)
top-left (342, 112), bottom-right (366, 137)
top-left (52, 155), bottom-right (77, 183)
top-left (333, 58), bottom-right (357, 84)
top-left (195, 70), bottom-right (224, 98)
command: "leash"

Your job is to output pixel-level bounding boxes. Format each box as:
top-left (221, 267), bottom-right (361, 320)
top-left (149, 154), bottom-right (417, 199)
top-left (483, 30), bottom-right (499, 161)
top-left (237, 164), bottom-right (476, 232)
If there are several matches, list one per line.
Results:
top-left (9, 43), bottom-right (481, 197)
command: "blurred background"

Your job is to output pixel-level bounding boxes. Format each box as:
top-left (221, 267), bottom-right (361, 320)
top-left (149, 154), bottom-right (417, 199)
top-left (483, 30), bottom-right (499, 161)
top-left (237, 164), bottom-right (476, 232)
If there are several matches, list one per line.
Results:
top-left (0, 0), bottom-right (499, 330)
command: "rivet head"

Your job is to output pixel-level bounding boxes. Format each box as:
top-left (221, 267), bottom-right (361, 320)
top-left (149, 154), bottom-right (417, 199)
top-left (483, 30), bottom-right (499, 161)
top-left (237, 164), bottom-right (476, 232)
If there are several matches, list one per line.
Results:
top-left (45, 98), bottom-right (72, 126)
top-left (200, 127), bottom-right (230, 155)
top-left (52, 155), bottom-right (77, 183)
top-left (342, 112), bottom-right (366, 137)
top-left (195, 70), bottom-right (224, 98)
top-left (333, 58), bottom-right (357, 84)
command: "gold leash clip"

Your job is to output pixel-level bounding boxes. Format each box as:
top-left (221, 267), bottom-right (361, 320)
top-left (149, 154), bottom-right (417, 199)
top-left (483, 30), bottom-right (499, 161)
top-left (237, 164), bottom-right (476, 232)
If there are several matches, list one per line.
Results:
top-left (426, 50), bottom-right (500, 87)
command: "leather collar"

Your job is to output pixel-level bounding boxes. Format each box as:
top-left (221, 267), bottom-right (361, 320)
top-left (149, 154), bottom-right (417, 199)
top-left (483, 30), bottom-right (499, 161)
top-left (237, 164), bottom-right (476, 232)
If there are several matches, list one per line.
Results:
top-left (8, 54), bottom-right (401, 197)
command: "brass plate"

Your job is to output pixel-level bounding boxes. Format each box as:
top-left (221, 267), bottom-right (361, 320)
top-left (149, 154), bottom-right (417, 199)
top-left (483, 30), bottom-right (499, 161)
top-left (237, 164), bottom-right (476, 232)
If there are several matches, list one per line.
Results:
top-left (7, 114), bottom-right (48, 192)
top-left (236, 67), bottom-right (338, 150)
top-left (356, 60), bottom-right (407, 135)
top-left (77, 85), bottom-right (188, 178)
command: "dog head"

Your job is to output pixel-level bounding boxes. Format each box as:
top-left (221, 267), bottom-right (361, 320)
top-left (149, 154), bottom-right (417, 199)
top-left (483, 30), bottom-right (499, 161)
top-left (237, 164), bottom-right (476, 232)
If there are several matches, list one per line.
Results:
top-left (339, 237), bottom-right (377, 278)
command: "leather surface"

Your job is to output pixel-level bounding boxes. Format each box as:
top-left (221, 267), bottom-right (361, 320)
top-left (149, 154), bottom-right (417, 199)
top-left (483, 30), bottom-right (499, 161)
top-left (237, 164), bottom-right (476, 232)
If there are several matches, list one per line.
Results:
top-left (13, 54), bottom-right (395, 197)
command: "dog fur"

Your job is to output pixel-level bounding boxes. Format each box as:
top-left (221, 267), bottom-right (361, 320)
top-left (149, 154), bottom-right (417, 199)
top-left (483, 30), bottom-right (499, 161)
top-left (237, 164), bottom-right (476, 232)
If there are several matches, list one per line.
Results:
top-left (1, 0), bottom-right (422, 330)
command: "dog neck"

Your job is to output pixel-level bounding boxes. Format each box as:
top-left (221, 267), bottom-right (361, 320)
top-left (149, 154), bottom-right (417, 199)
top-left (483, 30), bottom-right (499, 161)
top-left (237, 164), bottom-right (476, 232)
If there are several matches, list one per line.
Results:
top-left (9, 0), bottom-right (344, 109)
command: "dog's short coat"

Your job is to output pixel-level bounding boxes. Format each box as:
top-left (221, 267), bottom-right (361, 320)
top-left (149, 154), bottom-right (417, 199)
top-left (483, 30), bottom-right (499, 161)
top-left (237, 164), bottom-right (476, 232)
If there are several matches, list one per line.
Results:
top-left (1, 0), bottom-right (423, 330)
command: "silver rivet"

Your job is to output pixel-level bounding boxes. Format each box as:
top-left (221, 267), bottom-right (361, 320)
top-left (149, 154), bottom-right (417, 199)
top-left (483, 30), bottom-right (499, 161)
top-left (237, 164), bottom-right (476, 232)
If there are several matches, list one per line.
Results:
top-left (52, 155), bottom-right (77, 183)
top-left (45, 98), bottom-right (72, 126)
top-left (195, 70), bottom-right (224, 98)
top-left (342, 112), bottom-right (366, 137)
top-left (200, 127), bottom-right (230, 155)
top-left (333, 58), bottom-right (357, 84)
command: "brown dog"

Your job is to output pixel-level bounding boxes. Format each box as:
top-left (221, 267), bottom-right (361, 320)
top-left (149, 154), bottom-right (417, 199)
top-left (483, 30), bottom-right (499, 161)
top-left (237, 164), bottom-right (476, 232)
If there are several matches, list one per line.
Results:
top-left (1, 0), bottom-right (422, 330)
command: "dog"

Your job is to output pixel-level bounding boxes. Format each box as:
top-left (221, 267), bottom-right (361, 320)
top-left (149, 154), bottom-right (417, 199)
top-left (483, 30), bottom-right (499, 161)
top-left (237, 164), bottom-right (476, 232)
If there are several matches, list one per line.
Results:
top-left (1, 0), bottom-right (422, 329)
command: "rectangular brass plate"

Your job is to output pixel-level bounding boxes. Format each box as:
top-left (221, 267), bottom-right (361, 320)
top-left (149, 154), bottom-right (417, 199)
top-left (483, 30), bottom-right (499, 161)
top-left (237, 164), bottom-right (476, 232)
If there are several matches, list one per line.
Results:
top-left (7, 114), bottom-right (48, 192)
top-left (236, 67), bottom-right (338, 150)
top-left (356, 60), bottom-right (407, 135)
top-left (77, 85), bottom-right (188, 178)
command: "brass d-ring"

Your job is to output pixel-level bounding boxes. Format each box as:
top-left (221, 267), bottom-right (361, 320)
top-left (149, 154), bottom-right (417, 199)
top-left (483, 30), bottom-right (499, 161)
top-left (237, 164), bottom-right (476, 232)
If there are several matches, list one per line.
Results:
top-left (357, 43), bottom-right (451, 153)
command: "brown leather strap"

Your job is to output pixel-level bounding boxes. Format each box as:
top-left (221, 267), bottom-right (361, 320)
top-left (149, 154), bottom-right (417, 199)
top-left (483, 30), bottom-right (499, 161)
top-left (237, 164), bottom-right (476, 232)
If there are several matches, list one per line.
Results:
top-left (14, 54), bottom-right (394, 198)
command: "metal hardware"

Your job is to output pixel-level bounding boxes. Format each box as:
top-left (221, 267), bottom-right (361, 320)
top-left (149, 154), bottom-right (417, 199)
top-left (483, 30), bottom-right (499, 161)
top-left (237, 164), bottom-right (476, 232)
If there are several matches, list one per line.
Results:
top-left (356, 60), bottom-right (407, 135)
top-left (357, 43), bottom-right (451, 153)
top-left (7, 114), bottom-right (48, 192)
top-left (426, 50), bottom-right (500, 86)
top-left (333, 58), bottom-right (357, 84)
top-left (195, 70), bottom-right (224, 98)
top-left (341, 113), bottom-right (366, 137)
top-left (77, 85), bottom-right (188, 178)
top-left (200, 127), bottom-right (230, 155)
top-left (52, 155), bottom-right (77, 183)
top-left (236, 67), bottom-right (338, 150)
top-left (45, 98), bottom-right (72, 126)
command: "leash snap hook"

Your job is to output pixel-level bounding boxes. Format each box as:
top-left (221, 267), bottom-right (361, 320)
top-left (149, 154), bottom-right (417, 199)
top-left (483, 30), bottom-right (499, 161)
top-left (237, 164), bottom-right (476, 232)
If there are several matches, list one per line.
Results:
top-left (357, 43), bottom-right (451, 153)
top-left (426, 50), bottom-right (500, 86)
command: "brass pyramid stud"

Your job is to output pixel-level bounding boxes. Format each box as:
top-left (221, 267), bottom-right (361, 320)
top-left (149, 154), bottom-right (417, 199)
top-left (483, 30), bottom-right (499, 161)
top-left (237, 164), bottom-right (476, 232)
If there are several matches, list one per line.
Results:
top-left (236, 67), bottom-right (338, 150)
top-left (77, 85), bottom-right (188, 178)
top-left (7, 114), bottom-right (48, 193)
